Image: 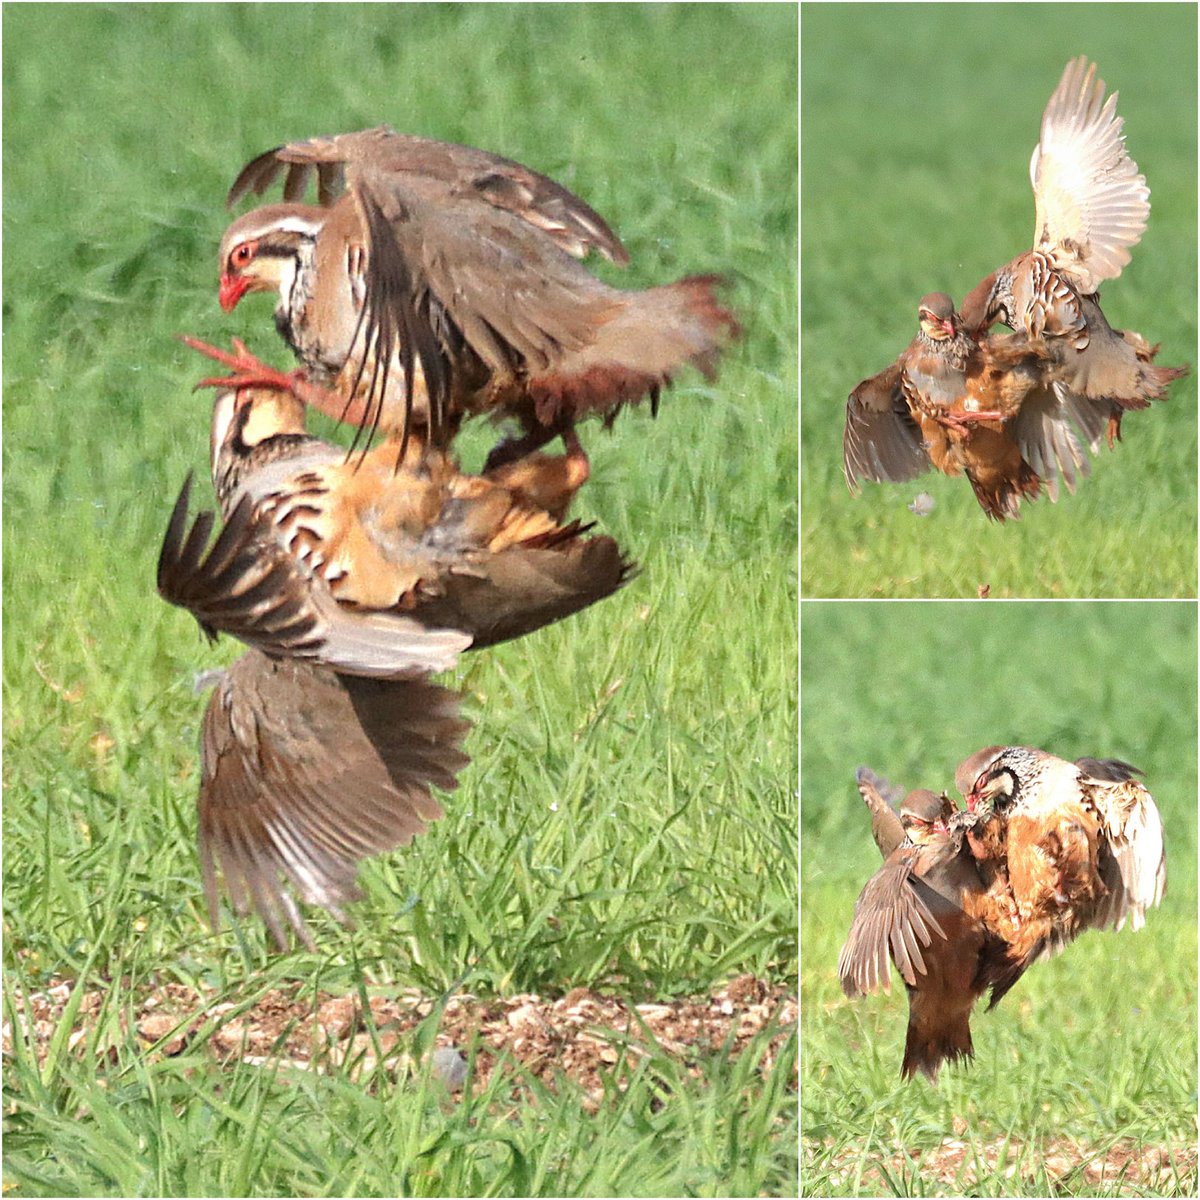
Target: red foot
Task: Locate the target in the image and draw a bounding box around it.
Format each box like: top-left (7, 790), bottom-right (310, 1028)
top-left (1106, 414), bottom-right (1123, 451)
top-left (180, 335), bottom-right (305, 396)
top-left (179, 335), bottom-right (367, 429)
top-left (559, 424), bottom-right (591, 489)
top-left (942, 409), bottom-right (1006, 428)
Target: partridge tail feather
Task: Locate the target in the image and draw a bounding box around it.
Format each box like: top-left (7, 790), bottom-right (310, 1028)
top-left (1132, 362), bottom-right (1189, 406)
top-left (968, 460), bottom-right (1042, 522)
top-left (412, 535), bottom-right (635, 648)
top-left (528, 275), bottom-right (740, 424)
top-left (901, 1011), bottom-right (974, 1082)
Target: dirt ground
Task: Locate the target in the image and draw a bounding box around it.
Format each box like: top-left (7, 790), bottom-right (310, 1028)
top-left (806, 1132), bottom-right (1197, 1195)
top-left (6, 972), bottom-right (796, 1111)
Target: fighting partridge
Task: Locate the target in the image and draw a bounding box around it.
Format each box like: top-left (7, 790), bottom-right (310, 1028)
top-left (959, 57), bottom-right (1187, 434)
top-left (160, 466), bottom-right (472, 946)
top-left (845, 293), bottom-right (1107, 520)
top-left (959, 745), bottom-right (1166, 964)
top-left (179, 379), bottom-right (633, 652)
top-left (159, 376), bottom-right (633, 945)
top-left (203, 127), bottom-right (739, 467)
top-left (839, 785), bottom-right (1015, 1081)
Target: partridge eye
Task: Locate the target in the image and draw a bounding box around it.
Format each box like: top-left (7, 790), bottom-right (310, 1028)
top-left (230, 242), bottom-right (257, 270)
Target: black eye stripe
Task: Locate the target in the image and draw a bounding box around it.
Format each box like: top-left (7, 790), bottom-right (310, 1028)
top-left (229, 244), bottom-right (299, 265)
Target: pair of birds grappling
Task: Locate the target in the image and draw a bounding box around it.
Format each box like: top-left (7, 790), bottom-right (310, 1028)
top-left (159, 128), bottom-right (739, 948)
top-left (838, 747), bottom-right (1165, 1081)
top-left (844, 57), bottom-right (1188, 521)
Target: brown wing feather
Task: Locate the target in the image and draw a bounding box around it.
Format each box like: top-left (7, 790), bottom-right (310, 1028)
top-left (358, 178), bottom-right (734, 429)
top-left (843, 362), bottom-right (930, 490)
top-left (838, 849), bottom-right (946, 997)
top-left (227, 126), bottom-right (629, 265)
top-left (408, 534), bottom-right (635, 650)
top-left (157, 474), bottom-right (470, 678)
top-left (199, 650), bottom-right (469, 948)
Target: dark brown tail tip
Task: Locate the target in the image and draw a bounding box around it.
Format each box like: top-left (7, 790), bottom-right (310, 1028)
top-left (677, 273), bottom-right (743, 343)
top-left (901, 1039), bottom-right (973, 1083)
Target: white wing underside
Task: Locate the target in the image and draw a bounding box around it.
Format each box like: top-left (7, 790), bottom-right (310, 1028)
top-left (1030, 56), bottom-right (1150, 295)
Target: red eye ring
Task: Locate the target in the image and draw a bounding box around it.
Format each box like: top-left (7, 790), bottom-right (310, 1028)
top-left (229, 241), bottom-right (257, 270)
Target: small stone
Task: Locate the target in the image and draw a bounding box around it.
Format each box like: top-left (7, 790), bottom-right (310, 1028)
top-left (431, 1046), bottom-right (468, 1090)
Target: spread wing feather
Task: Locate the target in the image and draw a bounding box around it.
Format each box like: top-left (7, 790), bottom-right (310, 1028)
top-left (157, 474), bottom-right (470, 678)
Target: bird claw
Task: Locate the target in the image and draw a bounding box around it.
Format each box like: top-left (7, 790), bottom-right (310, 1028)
top-left (181, 335), bottom-right (305, 396)
top-left (180, 335), bottom-right (351, 422)
top-left (942, 409), bottom-right (1005, 428)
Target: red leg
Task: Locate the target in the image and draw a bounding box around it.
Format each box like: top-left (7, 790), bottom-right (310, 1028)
top-left (1106, 413), bottom-right (1123, 450)
top-left (179, 335), bottom-right (357, 422)
top-left (559, 423), bottom-right (590, 490)
top-left (180, 335), bottom-right (303, 392)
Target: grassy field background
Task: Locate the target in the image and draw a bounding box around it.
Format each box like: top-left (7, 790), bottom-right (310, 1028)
top-left (800, 602), bottom-right (1197, 1195)
top-left (3, 5), bottom-right (797, 1195)
top-left (801, 3), bottom-right (1198, 598)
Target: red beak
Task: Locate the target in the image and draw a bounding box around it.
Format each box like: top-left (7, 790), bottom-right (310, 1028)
top-left (219, 273), bottom-right (250, 312)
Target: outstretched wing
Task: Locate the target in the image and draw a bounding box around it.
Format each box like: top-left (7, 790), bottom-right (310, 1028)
top-left (1009, 383), bottom-right (1095, 503)
top-left (157, 474), bottom-right (470, 678)
top-left (227, 126), bottom-right (629, 265)
top-left (339, 176), bottom-right (731, 446)
top-left (199, 650), bottom-right (470, 949)
top-left (844, 362), bottom-right (930, 490)
top-left (838, 850), bottom-right (946, 997)
top-left (1030, 57), bottom-right (1150, 294)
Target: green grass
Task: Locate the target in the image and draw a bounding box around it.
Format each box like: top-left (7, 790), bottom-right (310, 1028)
top-left (2, 4), bottom-right (797, 1195)
top-left (801, 3), bottom-right (1198, 597)
top-left (800, 602), bottom-right (1197, 1196)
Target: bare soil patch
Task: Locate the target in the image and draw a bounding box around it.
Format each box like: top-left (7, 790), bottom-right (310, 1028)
top-left (6, 972), bottom-right (795, 1111)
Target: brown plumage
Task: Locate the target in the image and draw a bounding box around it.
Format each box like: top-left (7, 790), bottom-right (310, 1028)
top-left (958, 58), bottom-right (1187, 427)
top-left (959, 746), bottom-right (1166, 965)
top-left (158, 473), bottom-right (470, 680)
top-left (839, 787), bottom-right (1016, 1081)
top-left (159, 374), bottom-right (633, 946)
top-left (844, 293), bottom-right (1112, 521)
top-left (843, 745), bottom-right (1166, 1082)
top-left (181, 381), bottom-right (633, 653)
top-left (207, 127), bottom-right (739, 467)
top-left (194, 650), bottom-right (469, 949)
top-left (160, 437), bottom-right (474, 947)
